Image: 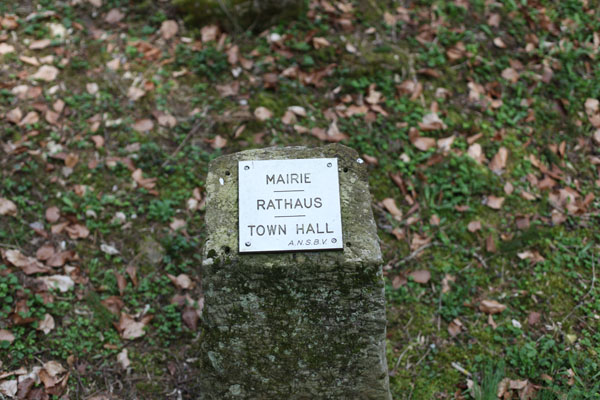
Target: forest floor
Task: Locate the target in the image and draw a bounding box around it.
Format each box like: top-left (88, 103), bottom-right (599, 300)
top-left (1, 0), bottom-right (599, 399)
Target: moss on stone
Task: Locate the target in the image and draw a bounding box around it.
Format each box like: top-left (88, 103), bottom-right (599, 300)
top-left (199, 144), bottom-right (391, 399)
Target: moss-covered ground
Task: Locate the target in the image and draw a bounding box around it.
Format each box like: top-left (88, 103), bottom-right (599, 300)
top-left (0, 0), bottom-right (599, 398)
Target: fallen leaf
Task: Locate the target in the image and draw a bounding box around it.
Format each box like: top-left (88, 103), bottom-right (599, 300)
top-left (419, 113), bottom-right (447, 131)
top-left (19, 55), bottom-right (39, 66)
top-left (127, 86), bottom-right (145, 101)
top-left (116, 313), bottom-right (153, 340)
top-left (489, 147), bottom-right (508, 173)
top-left (448, 318), bottom-right (463, 337)
top-left (100, 243), bottom-right (119, 255)
top-left (201, 25), bottom-right (219, 42)
top-left (19, 111), bottom-right (39, 126)
top-left (254, 106), bottom-right (273, 121)
top-left (0, 42), bottom-right (15, 55)
top-left (6, 107), bottom-right (22, 124)
top-left (38, 275), bottom-right (75, 292)
top-left (65, 223), bottom-right (89, 239)
top-left (105, 8), bottom-right (125, 24)
top-left (132, 168), bottom-right (157, 190)
top-left (210, 135), bottom-right (227, 149)
top-left (132, 119), bottom-right (154, 132)
top-left (86, 82), bottom-right (99, 95)
top-left (169, 218), bottom-right (186, 231)
top-left (154, 111), bottom-right (177, 128)
top-left (501, 67), bottom-right (519, 83)
top-left (90, 135), bottom-right (104, 148)
top-left (37, 313), bottom-right (55, 334)
top-left (441, 274), bottom-right (455, 293)
top-left (479, 299), bottom-right (507, 314)
top-left (412, 136), bottom-right (436, 151)
top-left (160, 20), bottom-right (178, 40)
top-left (0, 380), bottom-right (17, 397)
top-left (29, 38), bottom-right (51, 50)
top-left (182, 306), bottom-right (198, 330)
top-left (467, 143), bottom-right (485, 163)
top-left (106, 58), bottom-right (120, 70)
top-left (168, 273), bottom-right (192, 289)
top-left (485, 195), bottom-right (505, 209)
top-left (36, 244), bottom-right (55, 260)
top-left (381, 198), bottom-right (402, 221)
top-left (45, 206), bottom-right (60, 222)
top-left (0, 198), bottom-right (17, 216)
top-left (493, 37), bottom-right (506, 48)
top-left (467, 220), bottom-right (482, 232)
top-left (0, 329), bottom-right (15, 344)
top-left (409, 270), bottom-right (431, 284)
top-left (117, 348), bottom-right (131, 369)
top-left (31, 65), bottom-right (59, 82)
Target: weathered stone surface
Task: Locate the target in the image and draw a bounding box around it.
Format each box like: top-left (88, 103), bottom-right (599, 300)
top-left (200, 144), bottom-right (391, 399)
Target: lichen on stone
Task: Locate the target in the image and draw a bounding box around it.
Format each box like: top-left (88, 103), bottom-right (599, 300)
top-left (199, 144), bottom-right (391, 399)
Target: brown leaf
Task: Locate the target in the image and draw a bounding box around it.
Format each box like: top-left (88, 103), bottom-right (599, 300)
top-left (105, 8), bottom-right (125, 24)
top-left (45, 206), bottom-right (60, 222)
top-left (486, 235), bottom-right (497, 253)
top-left (32, 65), bottom-right (59, 82)
top-left (30, 38), bottom-right (52, 50)
top-left (411, 136), bottom-right (436, 151)
top-left (0, 329), bottom-right (15, 344)
top-left (485, 195), bottom-right (505, 209)
top-left (101, 296), bottom-right (124, 315)
top-left (419, 113), bottom-right (447, 131)
top-left (132, 168), bottom-right (157, 190)
top-left (64, 153), bottom-right (79, 168)
top-left (115, 271), bottom-right (127, 295)
top-left (467, 143), bottom-right (485, 163)
top-left (210, 135), bottom-right (227, 150)
top-left (408, 270), bottom-right (431, 284)
top-left (448, 318), bottom-right (463, 337)
top-left (132, 119), bottom-right (154, 132)
top-left (381, 198), bottom-right (402, 220)
top-left (126, 264), bottom-right (138, 287)
top-left (65, 223), bottom-right (89, 239)
top-left (6, 107), bottom-right (22, 124)
top-left (90, 135), bottom-right (104, 148)
top-left (37, 313), bottom-right (55, 334)
top-left (479, 299), bottom-right (507, 314)
top-left (0, 42), bottom-right (15, 55)
top-left (159, 20), bottom-right (178, 40)
top-left (182, 306), bottom-right (198, 330)
top-left (5, 249), bottom-right (50, 274)
top-left (467, 220), bottom-right (482, 232)
top-left (501, 67), bottom-right (519, 83)
top-left (115, 313), bottom-right (153, 340)
top-left (0, 198), bottom-right (17, 216)
top-left (493, 37), bottom-right (506, 48)
top-left (528, 311), bottom-right (541, 326)
top-left (168, 273), bottom-right (193, 290)
top-left (36, 244), bottom-right (55, 260)
top-left (216, 81), bottom-right (239, 97)
top-left (154, 111), bottom-right (177, 128)
top-left (127, 86), bottom-right (146, 101)
top-left (201, 25), bottom-right (220, 42)
top-left (441, 274), bottom-right (455, 293)
top-left (489, 147), bottom-right (508, 173)
top-left (227, 45), bottom-right (239, 65)
top-left (117, 348), bottom-right (131, 370)
top-left (254, 106), bottom-right (273, 121)
top-left (47, 250), bottom-right (76, 267)
top-left (19, 111), bottom-right (39, 126)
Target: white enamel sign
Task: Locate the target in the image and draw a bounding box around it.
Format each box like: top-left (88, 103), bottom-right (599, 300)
top-left (238, 158), bottom-right (343, 253)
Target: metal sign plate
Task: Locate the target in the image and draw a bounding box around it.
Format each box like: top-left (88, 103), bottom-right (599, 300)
top-left (238, 158), bottom-right (343, 253)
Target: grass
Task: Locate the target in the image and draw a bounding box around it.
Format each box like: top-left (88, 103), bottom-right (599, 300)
top-left (1, 0), bottom-right (599, 398)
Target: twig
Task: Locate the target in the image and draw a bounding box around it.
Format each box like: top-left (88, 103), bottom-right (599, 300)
top-left (161, 119), bottom-right (205, 168)
top-left (396, 242), bottom-right (436, 266)
top-left (451, 361), bottom-right (471, 377)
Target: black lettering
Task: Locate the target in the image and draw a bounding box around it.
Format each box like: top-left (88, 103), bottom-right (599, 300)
top-left (296, 224), bottom-right (304, 234)
top-left (304, 173), bottom-right (311, 183)
top-left (290, 173), bottom-right (299, 184)
top-left (326, 223), bottom-right (333, 233)
top-left (306, 224), bottom-right (315, 234)
top-left (266, 175), bottom-right (275, 184)
top-left (248, 225), bottom-right (256, 236)
top-left (314, 197), bottom-right (322, 208)
top-left (256, 225), bottom-right (265, 236)
top-left (257, 199), bottom-right (265, 210)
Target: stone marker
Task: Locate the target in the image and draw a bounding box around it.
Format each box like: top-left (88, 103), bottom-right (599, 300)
top-left (200, 144), bottom-right (391, 399)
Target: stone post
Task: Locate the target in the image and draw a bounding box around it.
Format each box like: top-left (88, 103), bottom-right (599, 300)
top-left (199, 144), bottom-right (391, 399)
